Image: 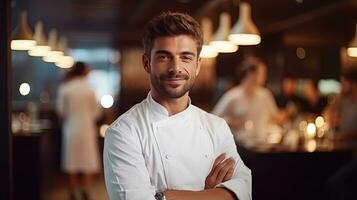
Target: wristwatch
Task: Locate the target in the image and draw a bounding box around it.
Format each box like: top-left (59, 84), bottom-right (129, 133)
top-left (154, 191), bottom-right (166, 200)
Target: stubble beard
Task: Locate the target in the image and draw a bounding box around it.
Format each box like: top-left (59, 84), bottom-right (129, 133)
top-left (150, 73), bottom-right (196, 99)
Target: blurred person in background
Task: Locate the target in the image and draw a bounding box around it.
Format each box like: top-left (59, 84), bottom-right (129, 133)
top-left (302, 80), bottom-right (327, 115)
top-left (212, 57), bottom-right (281, 142)
top-left (275, 76), bottom-right (306, 120)
top-left (324, 68), bottom-right (357, 200)
top-left (57, 62), bottom-right (102, 200)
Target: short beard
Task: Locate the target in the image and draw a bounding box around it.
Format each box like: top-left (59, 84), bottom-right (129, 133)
top-left (150, 73), bottom-right (195, 99)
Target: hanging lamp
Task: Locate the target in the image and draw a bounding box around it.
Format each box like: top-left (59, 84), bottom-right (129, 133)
top-left (210, 12), bottom-right (238, 53)
top-left (347, 23), bottom-right (357, 57)
top-left (229, 2), bottom-right (261, 45)
top-left (43, 29), bottom-right (64, 63)
top-left (28, 21), bottom-right (51, 57)
top-left (200, 18), bottom-right (218, 58)
top-left (11, 11), bottom-right (36, 50)
top-left (55, 37), bottom-right (74, 68)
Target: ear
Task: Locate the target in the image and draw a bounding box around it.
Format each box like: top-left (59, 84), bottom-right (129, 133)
top-left (142, 53), bottom-right (150, 73)
top-left (195, 57), bottom-right (201, 77)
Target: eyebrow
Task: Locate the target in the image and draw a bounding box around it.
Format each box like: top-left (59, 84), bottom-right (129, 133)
top-left (180, 51), bottom-right (196, 57)
top-left (154, 50), bottom-right (196, 57)
top-left (154, 50), bottom-right (171, 55)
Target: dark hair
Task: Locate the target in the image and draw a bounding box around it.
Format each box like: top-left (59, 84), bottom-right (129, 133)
top-left (237, 57), bottom-right (264, 79)
top-left (64, 62), bottom-right (89, 81)
top-left (142, 11), bottom-right (203, 57)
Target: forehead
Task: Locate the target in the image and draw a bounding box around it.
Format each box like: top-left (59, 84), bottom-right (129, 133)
top-left (151, 35), bottom-right (197, 54)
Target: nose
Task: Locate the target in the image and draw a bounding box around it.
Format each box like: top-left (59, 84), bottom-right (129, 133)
top-left (168, 57), bottom-right (182, 75)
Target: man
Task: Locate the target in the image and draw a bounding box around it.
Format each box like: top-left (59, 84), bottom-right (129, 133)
top-left (104, 12), bottom-right (251, 200)
top-left (324, 69), bottom-right (357, 200)
top-left (212, 57), bottom-right (280, 141)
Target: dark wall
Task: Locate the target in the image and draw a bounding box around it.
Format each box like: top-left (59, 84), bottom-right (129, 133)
top-left (0, 0), bottom-right (13, 199)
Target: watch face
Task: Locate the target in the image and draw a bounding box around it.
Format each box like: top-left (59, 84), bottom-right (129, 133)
top-left (155, 191), bottom-right (164, 200)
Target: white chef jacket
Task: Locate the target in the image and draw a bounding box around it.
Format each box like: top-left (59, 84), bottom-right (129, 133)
top-left (57, 77), bottom-right (101, 173)
top-left (104, 92), bottom-right (251, 200)
top-left (212, 86), bottom-right (278, 140)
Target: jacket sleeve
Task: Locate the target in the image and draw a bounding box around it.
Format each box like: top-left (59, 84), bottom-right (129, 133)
top-left (216, 119), bottom-right (252, 200)
top-left (103, 120), bottom-right (156, 200)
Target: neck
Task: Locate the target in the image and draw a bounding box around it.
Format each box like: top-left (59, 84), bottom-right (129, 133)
top-left (151, 90), bottom-right (190, 116)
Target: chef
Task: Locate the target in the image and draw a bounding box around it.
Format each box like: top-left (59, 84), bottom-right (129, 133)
top-left (103, 12), bottom-right (251, 200)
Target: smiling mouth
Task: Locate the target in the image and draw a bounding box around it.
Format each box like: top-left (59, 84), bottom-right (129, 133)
top-left (162, 78), bottom-right (185, 87)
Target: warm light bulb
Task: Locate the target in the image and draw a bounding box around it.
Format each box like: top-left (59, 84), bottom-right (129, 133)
top-left (315, 116), bottom-right (325, 129)
top-left (210, 41), bottom-right (238, 53)
top-left (11, 40), bottom-right (36, 50)
top-left (305, 140), bottom-right (317, 152)
top-left (43, 51), bottom-right (64, 63)
top-left (306, 123), bottom-right (316, 138)
top-left (200, 45), bottom-right (218, 58)
top-left (101, 94), bottom-right (114, 108)
top-left (229, 34), bottom-right (261, 45)
top-left (19, 83), bottom-right (30, 96)
top-left (55, 56), bottom-right (74, 68)
top-left (347, 47), bottom-right (357, 57)
top-left (28, 45), bottom-right (50, 57)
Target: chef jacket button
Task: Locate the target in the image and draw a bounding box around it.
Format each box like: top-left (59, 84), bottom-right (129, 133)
top-left (165, 155), bottom-right (170, 159)
top-left (205, 154), bottom-right (209, 158)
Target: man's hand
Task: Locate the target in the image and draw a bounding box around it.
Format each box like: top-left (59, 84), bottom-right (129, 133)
top-left (205, 153), bottom-right (236, 189)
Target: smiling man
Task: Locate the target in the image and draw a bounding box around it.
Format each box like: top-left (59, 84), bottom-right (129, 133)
top-left (103, 12), bottom-right (251, 200)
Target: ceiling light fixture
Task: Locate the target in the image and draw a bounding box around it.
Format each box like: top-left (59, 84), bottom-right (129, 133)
top-left (43, 29), bottom-right (64, 63)
top-left (55, 37), bottom-right (74, 68)
top-left (210, 12), bottom-right (238, 53)
top-left (11, 11), bottom-right (36, 50)
top-left (347, 23), bottom-right (357, 57)
top-left (229, 2), bottom-right (261, 45)
top-left (28, 21), bottom-right (51, 57)
top-left (200, 18), bottom-right (218, 58)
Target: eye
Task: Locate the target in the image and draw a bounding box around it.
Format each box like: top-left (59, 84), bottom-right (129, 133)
top-left (181, 55), bottom-right (194, 62)
top-left (156, 54), bottom-right (170, 61)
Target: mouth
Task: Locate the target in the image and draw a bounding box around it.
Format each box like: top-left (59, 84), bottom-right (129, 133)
top-left (162, 78), bottom-right (185, 87)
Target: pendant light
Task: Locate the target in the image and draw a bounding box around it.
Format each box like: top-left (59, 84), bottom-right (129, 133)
top-left (28, 21), bottom-right (51, 57)
top-left (347, 23), bottom-right (357, 57)
top-left (11, 11), bottom-right (36, 50)
top-left (200, 18), bottom-right (218, 58)
top-left (55, 37), bottom-right (74, 68)
top-left (210, 12), bottom-right (238, 53)
top-left (228, 2), bottom-right (261, 45)
top-left (43, 29), bottom-right (64, 63)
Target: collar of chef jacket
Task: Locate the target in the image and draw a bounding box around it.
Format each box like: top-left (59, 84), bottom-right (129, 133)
top-left (146, 92), bottom-right (193, 125)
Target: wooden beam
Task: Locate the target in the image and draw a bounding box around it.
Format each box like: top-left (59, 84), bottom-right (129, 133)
top-left (0, 0), bottom-right (13, 199)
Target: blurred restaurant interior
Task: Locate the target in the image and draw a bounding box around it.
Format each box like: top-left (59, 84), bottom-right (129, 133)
top-left (1, 0), bottom-right (357, 199)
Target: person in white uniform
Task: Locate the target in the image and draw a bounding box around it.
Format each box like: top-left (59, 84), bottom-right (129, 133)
top-left (104, 12), bottom-right (251, 200)
top-left (57, 62), bottom-right (101, 200)
top-left (212, 57), bottom-right (280, 141)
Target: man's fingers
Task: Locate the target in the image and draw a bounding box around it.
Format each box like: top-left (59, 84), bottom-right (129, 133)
top-left (209, 153), bottom-right (226, 176)
top-left (223, 166), bottom-right (235, 182)
top-left (205, 155), bottom-right (236, 189)
top-left (211, 157), bottom-right (234, 181)
top-left (216, 158), bottom-right (235, 183)
top-left (213, 153), bottom-right (226, 168)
